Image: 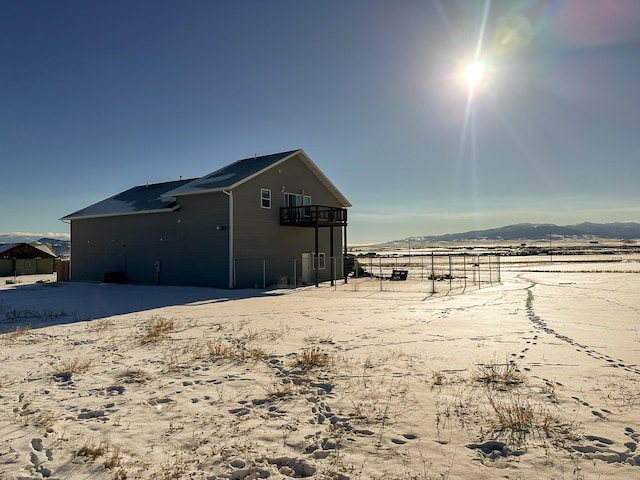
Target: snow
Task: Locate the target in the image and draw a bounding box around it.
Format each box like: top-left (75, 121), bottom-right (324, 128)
top-left (1, 255), bottom-right (639, 479)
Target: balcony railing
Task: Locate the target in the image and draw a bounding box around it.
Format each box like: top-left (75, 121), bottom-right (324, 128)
top-left (280, 205), bottom-right (347, 227)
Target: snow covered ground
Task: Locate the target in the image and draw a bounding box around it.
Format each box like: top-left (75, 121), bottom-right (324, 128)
top-left (1, 255), bottom-right (639, 479)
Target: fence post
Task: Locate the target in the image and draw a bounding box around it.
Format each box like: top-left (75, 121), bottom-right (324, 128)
top-left (463, 253), bottom-right (467, 291)
top-left (379, 256), bottom-right (383, 291)
top-left (333, 256), bottom-right (337, 290)
top-left (497, 255), bottom-right (501, 283)
top-left (487, 255), bottom-right (493, 285)
top-left (263, 259), bottom-right (266, 289)
top-left (477, 255), bottom-right (481, 289)
top-left (431, 252), bottom-right (435, 294)
top-left (448, 255), bottom-right (452, 293)
top-left (293, 258), bottom-right (297, 289)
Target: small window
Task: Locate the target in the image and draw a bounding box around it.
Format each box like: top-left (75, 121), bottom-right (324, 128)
top-left (261, 189), bottom-right (271, 209)
top-left (314, 253), bottom-right (326, 270)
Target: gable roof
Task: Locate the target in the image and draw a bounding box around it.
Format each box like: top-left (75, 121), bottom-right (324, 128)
top-left (30, 243), bottom-right (57, 257)
top-left (0, 243), bottom-right (21, 255)
top-left (163, 150), bottom-right (300, 197)
top-left (61, 149), bottom-right (351, 221)
top-left (61, 179), bottom-right (193, 221)
top-left (163, 149), bottom-right (351, 207)
top-left (0, 243), bottom-right (56, 258)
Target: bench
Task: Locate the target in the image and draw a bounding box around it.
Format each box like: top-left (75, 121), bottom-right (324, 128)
top-left (390, 269), bottom-right (408, 281)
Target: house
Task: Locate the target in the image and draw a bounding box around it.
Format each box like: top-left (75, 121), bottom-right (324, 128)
top-left (60, 149), bottom-right (351, 288)
top-left (0, 243), bottom-right (56, 276)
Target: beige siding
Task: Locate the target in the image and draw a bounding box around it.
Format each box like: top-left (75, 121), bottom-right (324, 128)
top-left (232, 154), bottom-right (346, 287)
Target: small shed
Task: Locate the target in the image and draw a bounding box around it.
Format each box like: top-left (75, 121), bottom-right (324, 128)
top-left (0, 243), bottom-right (56, 276)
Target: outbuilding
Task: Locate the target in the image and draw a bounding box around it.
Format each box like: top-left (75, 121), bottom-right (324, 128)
top-left (0, 243), bottom-right (56, 276)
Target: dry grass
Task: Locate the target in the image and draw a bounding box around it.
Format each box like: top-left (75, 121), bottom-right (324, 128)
top-left (115, 368), bottom-right (149, 384)
top-left (139, 315), bottom-right (178, 344)
top-left (104, 445), bottom-right (123, 469)
top-left (429, 359), bottom-right (581, 450)
top-left (432, 370), bottom-right (445, 386)
top-left (2, 325), bottom-right (39, 345)
top-left (77, 438), bottom-right (109, 459)
top-left (4, 308), bottom-right (71, 320)
top-left (472, 357), bottom-right (525, 387)
top-left (35, 410), bottom-right (57, 432)
top-left (486, 391), bottom-right (578, 446)
top-left (206, 340), bottom-right (266, 362)
top-left (78, 437), bottom-right (123, 470)
top-left (294, 347), bottom-right (332, 370)
top-left (91, 319), bottom-right (115, 333)
top-left (51, 357), bottom-right (94, 377)
top-left (11, 325), bottom-right (32, 336)
top-left (303, 331), bottom-right (334, 344)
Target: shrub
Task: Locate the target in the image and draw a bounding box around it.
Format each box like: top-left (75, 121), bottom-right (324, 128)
top-left (294, 347), bottom-right (332, 370)
top-left (473, 357), bottom-right (525, 387)
top-left (140, 315), bottom-right (178, 344)
top-left (52, 358), bottom-right (94, 377)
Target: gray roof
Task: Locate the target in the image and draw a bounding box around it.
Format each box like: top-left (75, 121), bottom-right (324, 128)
top-left (30, 243), bottom-right (57, 257)
top-left (0, 243), bottom-right (56, 258)
top-left (61, 149), bottom-right (350, 221)
top-left (163, 150), bottom-right (300, 197)
top-left (0, 243), bottom-right (21, 255)
top-left (61, 179), bottom-right (193, 221)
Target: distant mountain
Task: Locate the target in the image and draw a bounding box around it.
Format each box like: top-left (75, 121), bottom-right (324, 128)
top-left (404, 222), bottom-right (640, 243)
top-left (35, 238), bottom-right (70, 257)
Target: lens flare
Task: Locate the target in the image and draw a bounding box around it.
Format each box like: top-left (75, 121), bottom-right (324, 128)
top-left (463, 60), bottom-right (487, 88)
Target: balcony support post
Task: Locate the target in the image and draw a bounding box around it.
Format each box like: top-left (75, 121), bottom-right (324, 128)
top-left (330, 225), bottom-right (335, 286)
top-left (315, 205), bottom-right (319, 287)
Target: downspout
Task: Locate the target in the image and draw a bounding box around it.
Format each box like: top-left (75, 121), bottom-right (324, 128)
top-left (343, 219), bottom-right (348, 284)
top-left (222, 190), bottom-right (234, 288)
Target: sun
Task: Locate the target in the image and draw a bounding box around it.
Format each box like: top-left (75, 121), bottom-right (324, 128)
top-left (463, 59), bottom-right (488, 88)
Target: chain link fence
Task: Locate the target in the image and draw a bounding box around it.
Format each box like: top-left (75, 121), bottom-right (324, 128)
top-left (347, 254), bottom-right (501, 294)
top-left (232, 254), bottom-right (501, 293)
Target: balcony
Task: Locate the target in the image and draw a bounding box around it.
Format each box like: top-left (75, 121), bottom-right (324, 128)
top-left (280, 205), bottom-right (347, 227)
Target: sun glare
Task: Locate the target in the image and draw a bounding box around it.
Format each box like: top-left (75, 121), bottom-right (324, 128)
top-left (463, 59), bottom-right (487, 88)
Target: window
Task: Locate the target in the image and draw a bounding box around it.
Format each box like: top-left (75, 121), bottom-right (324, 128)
top-left (261, 189), bottom-right (271, 209)
top-left (313, 253), bottom-right (326, 270)
top-left (303, 195), bottom-right (312, 217)
top-left (284, 192), bottom-right (302, 207)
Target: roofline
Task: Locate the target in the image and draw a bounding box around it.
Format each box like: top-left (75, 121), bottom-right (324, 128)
top-left (161, 149), bottom-right (352, 207)
top-left (59, 204), bottom-right (180, 222)
top-left (160, 150), bottom-right (300, 199)
top-left (296, 150), bottom-right (352, 207)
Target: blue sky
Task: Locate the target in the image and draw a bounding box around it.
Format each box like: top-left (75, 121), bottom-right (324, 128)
top-left (2, 0), bottom-right (640, 244)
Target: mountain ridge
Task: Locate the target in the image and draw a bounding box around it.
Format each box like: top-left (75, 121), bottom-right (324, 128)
top-left (398, 222), bottom-right (640, 243)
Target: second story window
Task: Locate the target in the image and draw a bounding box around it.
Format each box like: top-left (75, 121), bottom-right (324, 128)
top-left (303, 195), bottom-right (312, 217)
top-left (261, 188), bottom-right (271, 209)
top-left (284, 192), bottom-right (302, 207)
